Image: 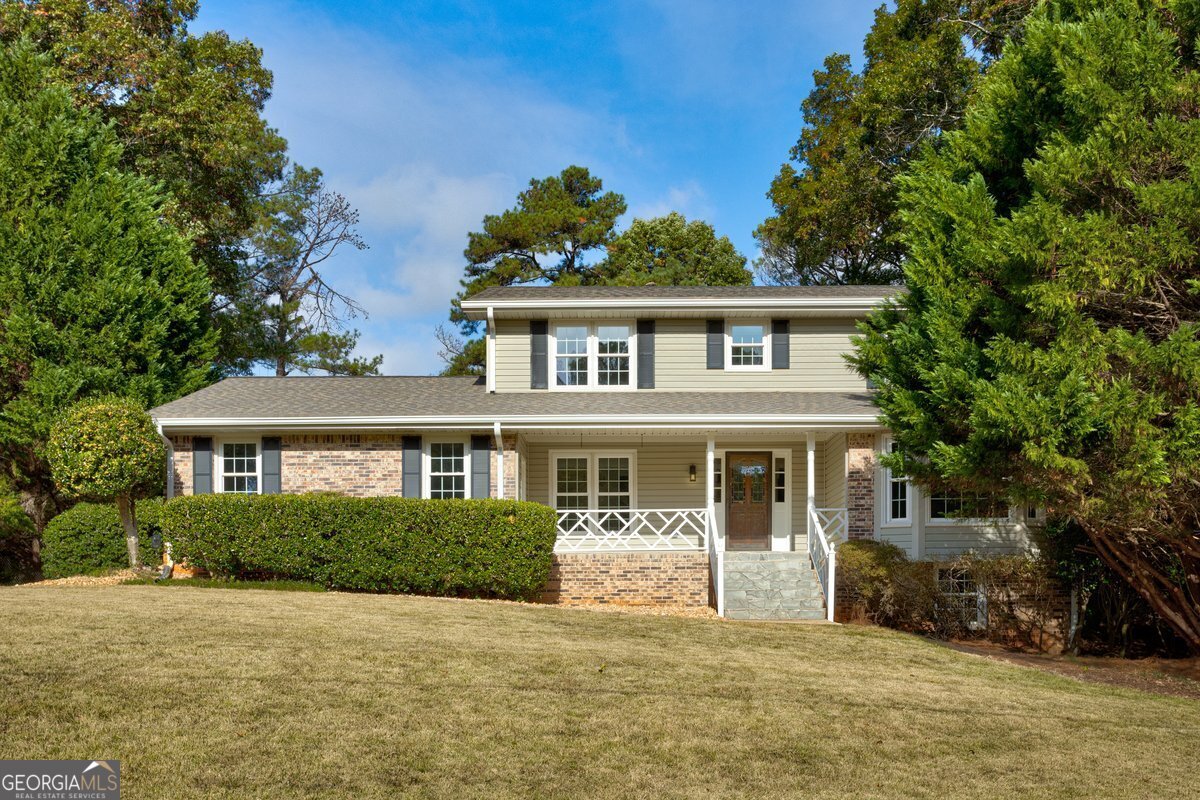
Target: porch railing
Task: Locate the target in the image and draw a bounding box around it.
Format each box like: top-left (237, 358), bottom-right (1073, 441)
top-left (808, 506), bottom-right (848, 622)
top-left (555, 508), bottom-right (709, 552)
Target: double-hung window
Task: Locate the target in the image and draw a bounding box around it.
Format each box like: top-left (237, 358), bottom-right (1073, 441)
top-left (725, 321), bottom-right (771, 370)
top-left (884, 440), bottom-right (910, 525)
top-left (220, 442), bottom-right (259, 494)
top-left (551, 323), bottom-right (634, 389)
top-left (428, 442), bottom-right (468, 499)
top-left (551, 452), bottom-right (636, 531)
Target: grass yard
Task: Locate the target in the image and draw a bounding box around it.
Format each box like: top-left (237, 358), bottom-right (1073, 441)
top-left (1, 587), bottom-right (1197, 799)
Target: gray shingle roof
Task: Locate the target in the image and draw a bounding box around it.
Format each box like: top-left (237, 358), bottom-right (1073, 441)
top-left (151, 376), bottom-right (879, 424)
top-left (466, 284), bottom-right (901, 302)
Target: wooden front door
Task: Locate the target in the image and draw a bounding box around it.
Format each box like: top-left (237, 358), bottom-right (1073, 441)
top-left (726, 452), bottom-right (771, 550)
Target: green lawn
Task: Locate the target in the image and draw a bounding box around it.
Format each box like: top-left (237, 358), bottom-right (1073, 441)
top-left (1, 587), bottom-right (1196, 799)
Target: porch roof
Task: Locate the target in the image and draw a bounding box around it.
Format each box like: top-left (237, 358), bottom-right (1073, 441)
top-left (151, 376), bottom-right (882, 431)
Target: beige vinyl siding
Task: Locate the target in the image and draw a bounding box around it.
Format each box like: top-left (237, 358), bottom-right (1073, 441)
top-left (493, 318), bottom-right (866, 392)
top-left (822, 432), bottom-right (847, 510)
top-left (878, 527), bottom-right (914, 555)
top-left (924, 524), bottom-right (1030, 558)
top-left (524, 438), bottom-right (707, 509)
top-left (790, 441), bottom-right (820, 552)
top-left (494, 319), bottom-right (532, 391)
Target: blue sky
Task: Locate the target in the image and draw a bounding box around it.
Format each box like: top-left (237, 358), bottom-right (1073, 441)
top-left (195, 1), bottom-right (879, 374)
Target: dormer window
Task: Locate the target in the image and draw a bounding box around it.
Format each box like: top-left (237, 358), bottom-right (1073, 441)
top-left (550, 322), bottom-right (635, 390)
top-left (725, 321), bottom-right (771, 371)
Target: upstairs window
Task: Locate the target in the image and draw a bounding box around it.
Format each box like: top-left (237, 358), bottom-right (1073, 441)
top-left (551, 323), bottom-right (635, 389)
top-left (725, 321), bottom-right (770, 371)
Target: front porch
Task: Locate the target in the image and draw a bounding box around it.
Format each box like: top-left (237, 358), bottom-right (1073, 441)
top-left (506, 429), bottom-right (876, 619)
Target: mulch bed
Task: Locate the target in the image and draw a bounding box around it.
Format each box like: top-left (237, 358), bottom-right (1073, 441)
top-left (944, 640), bottom-right (1200, 700)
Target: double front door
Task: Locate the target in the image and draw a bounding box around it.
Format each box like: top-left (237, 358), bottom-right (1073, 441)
top-left (726, 452), bottom-right (771, 550)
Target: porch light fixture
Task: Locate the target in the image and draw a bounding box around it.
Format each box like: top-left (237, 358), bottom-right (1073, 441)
top-left (688, 464), bottom-right (697, 482)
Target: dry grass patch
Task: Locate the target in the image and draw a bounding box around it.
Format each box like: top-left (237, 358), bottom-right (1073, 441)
top-left (0, 586), bottom-right (1196, 799)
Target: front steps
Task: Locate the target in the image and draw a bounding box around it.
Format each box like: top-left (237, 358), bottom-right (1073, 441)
top-left (721, 552), bottom-right (827, 620)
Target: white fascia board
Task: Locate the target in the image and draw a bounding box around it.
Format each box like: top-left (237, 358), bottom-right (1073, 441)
top-left (155, 414), bottom-right (884, 433)
top-left (458, 296), bottom-right (893, 320)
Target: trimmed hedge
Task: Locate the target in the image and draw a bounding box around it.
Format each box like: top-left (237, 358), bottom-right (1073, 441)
top-left (161, 494), bottom-right (557, 600)
top-left (41, 500), bottom-right (164, 578)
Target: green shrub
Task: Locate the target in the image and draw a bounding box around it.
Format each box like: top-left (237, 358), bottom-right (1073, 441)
top-left (838, 541), bottom-right (1067, 646)
top-left (162, 494), bottom-right (557, 601)
top-left (0, 496), bottom-right (37, 584)
top-left (42, 500), bottom-right (164, 579)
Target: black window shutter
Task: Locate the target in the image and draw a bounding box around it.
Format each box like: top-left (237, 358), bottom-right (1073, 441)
top-left (470, 435), bottom-right (491, 498)
top-left (772, 319), bottom-right (790, 370)
top-left (193, 437), bottom-right (213, 495)
top-left (261, 437), bottom-right (282, 494)
top-left (402, 436), bottom-right (422, 498)
top-left (636, 320), bottom-right (655, 389)
top-left (706, 320), bottom-right (724, 369)
top-left (530, 320), bottom-right (548, 389)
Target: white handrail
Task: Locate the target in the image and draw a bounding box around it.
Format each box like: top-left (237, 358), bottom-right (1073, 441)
top-left (555, 508), bottom-right (708, 552)
top-left (706, 500), bottom-right (724, 616)
top-left (808, 505), bottom-right (847, 622)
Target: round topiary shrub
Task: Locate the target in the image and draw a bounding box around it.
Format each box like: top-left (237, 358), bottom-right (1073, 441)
top-left (41, 500), bottom-right (164, 579)
top-left (47, 397), bottom-right (165, 568)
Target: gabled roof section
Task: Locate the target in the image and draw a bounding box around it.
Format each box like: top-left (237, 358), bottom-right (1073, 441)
top-left (151, 376), bottom-right (881, 431)
top-left (459, 284), bottom-right (902, 320)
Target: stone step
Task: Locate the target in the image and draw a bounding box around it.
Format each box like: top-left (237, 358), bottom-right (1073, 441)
top-left (725, 607), bottom-right (826, 621)
top-left (719, 552), bottom-right (830, 620)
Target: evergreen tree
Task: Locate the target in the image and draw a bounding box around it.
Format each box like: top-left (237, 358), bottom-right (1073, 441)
top-left (853, 0), bottom-right (1200, 650)
top-left (0, 41), bottom-right (214, 529)
top-left (596, 213), bottom-right (751, 287)
top-left (756, 0), bottom-right (1034, 286)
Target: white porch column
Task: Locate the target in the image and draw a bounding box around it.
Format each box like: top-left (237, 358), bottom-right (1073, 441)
top-left (806, 432), bottom-right (816, 541)
top-left (705, 437), bottom-right (715, 510)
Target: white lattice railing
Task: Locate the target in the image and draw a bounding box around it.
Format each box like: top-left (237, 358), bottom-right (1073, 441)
top-left (808, 506), bottom-right (848, 622)
top-left (555, 508), bottom-right (709, 552)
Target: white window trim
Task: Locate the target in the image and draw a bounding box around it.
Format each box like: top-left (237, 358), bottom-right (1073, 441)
top-left (422, 437), bottom-right (474, 499)
top-left (548, 321), bottom-right (637, 391)
top-left (215, 437), bottom-right (262, 495)
top-left (548, 450), bottom-right (639, 510)
top-left (882, 437), bottom-right (911, 527)
top-left (724, 319), bottom-right (772, 372)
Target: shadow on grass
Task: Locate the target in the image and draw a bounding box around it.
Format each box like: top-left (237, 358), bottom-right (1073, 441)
top-left (122, 576), bottom-right (325, 592)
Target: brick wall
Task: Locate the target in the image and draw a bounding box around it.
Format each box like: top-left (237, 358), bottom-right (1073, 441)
top-left (167, 433), bottom-right (406, 497)
top-left (281, 434), bottom-right (405, 496)
top-left (846, 432), bottom-right (876, 539)
top-left (540, 552), bottom-right (710, 606)
top-left (168, 435), bottom-right (194, 496)
top-left (490, 433), bottom-right (520, 499)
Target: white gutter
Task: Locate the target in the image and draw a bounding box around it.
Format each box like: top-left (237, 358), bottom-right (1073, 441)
top-left (153, 413), bottom-right (883, 432)
top-left (459, 296), bottom-right (894, 320)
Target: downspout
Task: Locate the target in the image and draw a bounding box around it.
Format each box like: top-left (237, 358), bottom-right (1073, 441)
top-left (493, 421), bottom-right (504, 499)
top-left (156, 421), bottom-right (174, 577)
top-left (486, 306), bottom-right (496, 393)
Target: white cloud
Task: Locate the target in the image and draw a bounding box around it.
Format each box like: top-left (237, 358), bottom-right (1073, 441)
top-left (628, 180), bottom-right (715, 223)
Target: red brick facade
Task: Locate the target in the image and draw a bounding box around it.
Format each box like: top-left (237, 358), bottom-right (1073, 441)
top-left (539, 552), bottom-right (710, 606)
top-left (846, 432), bottom-right (876, 539)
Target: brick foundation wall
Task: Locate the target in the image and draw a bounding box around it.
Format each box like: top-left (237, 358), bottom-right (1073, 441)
top-left (280, 434), bottom-right (405, 496)
top-left (540, 552), bottom-right (710, 606)
top-left (846, 432), bottom-right (876, 539)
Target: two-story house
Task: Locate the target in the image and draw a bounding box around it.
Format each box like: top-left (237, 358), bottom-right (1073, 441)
top-left (151, 285), bottom-right (1035, 619)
